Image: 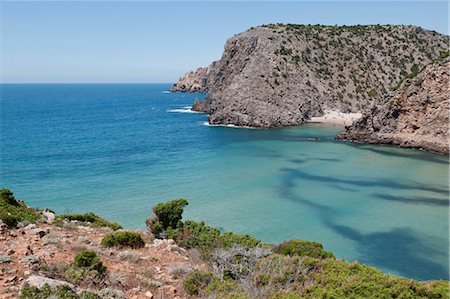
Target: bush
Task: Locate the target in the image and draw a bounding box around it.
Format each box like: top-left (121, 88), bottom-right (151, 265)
top-left (146, 198), bottom-right (188, 237)
top-left (183, 270), bottom-right (214, 295)
top-left (73, 250), bottom-right (106, 274)
top-left (21, 284), bottom-right (78, 299)
top-left (273, 240), bottom-right (335, 259)
top-left (101, 231), bottom-right (145, 249)
top-left (170, 220), bottom-right (260, 252)
top-left (1, 188), bottom-right (18, 206)
top-left (55, 212), bottom-right (122, 230)
top-left (0, 188), bottom-right (39, 227)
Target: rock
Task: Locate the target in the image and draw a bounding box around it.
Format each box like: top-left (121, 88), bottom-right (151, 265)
top-left (337, 58), bottom-right (450, 154)
top-left (97, 288), bottom-right (125, 299)
top-left (23, 223), bottom-right (37, 231)
top-left (20, 275), bottom-right (75, 292)
top-left (43, 210), bottom-right (55, 223)
top-left (0, 220), bottom-right (7, 232)
top-left (18, 221), bottom-right (31, 228)
top-left (0, 255), bottom-right (12, 263)
top-left (169, 244), bottom-right (185, 254)
top-left (145, 291), bottom-right (154, 298)
top-left (173, 25), bottom-right (448, 128)
top-left (77, 236), bottom-right (91, 244)
top-left (6, 276), bottom-right (17, 283)
top-left (34, 229), bottom-right (46, 238)
top-left (165, 285), bottom-right (177, 297)
top-left (21, 254), bottom-right (41, 265)
top-left (170, 67), bottom-right (208, 92)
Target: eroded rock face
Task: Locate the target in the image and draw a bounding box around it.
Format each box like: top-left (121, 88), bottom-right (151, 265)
top-left (337, 59), bottom-right (450, 154)
top-left (176, 24), bottom-right (448, 128)
top-left (170, 67), bottom-right (208, 92)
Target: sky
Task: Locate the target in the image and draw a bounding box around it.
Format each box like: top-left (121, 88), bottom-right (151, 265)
top-left (1, 1), bottom-right (448, 83)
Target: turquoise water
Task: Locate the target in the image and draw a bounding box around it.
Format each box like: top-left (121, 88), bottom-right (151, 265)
top-left (1, 84), bottom-right (448, 281)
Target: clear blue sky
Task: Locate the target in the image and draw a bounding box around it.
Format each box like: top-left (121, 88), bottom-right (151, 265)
top-left (1, 1), bottom-right (448, 83)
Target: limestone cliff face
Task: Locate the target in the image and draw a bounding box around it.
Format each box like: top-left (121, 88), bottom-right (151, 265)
top-left (183, 24), bottom-right (448, 128)
top-left (170, 67), bottom-right (208, 92)
top-left (337, 58), bottom-right (449, 154)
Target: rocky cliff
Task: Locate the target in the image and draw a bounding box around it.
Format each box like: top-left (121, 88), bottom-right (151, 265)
top-left (337, 58), bottom-right (449, 154)
top-left (175, 24), bottom-right (448, 128)
top-left (170, 67), bottom-right (208, 92)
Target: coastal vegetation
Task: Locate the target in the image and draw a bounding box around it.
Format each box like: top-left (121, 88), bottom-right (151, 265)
top-left (149, 200), bottom-right (449, 298)
top-left (101, 231), bottom-right (145, 249)
top-left (55, 213), bottom-right (122, 231)
top-left (1, 190), bottom-right (448, 298)
top-left (0, 188), bottom-right (40, 227)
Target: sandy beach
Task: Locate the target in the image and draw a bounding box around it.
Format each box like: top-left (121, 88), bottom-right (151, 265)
top-left (308, 109), bottom-right (362, 126)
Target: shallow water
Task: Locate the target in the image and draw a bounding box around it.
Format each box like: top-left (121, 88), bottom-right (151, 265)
top-left (1, 84), bottom-right (448, 280)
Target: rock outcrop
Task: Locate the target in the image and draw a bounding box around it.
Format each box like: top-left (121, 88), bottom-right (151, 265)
top-left (170, 67), bottom-right (208, 92)
top-left (181, 24), bottom-right (448, 128)
top-left (337, 58), bottom-right (450, 154)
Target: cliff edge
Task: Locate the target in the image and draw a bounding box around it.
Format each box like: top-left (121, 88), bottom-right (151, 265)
top-left (170, 67), bottom-right (208, 92)
top-left (337, 58), bottom-right (450, 154)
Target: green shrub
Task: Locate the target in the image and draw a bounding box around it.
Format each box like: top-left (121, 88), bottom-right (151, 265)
top-left (170, 220), bottom-right (260, 252)
top-left (273, 240), bottom-right (335, 259)
top-left (80, 291), bottom-right (100, 299)
top-left (21, 284), bottom-right (78, 299)
top-left (55, 212), bottom-right (122, 230)
top-left (73, 250), bottom-right (106, 274)
top-left (183, 270), bottom-right (214, 295)
top-left (146, 198), bottom-right (188, 237)
top-left (0, 188), bottom-right (39, 227)
top-left (101, 231), bottom-right (145, 249)
top-left (171, 220), bottom-right (221, 249)
top-left (368, 88), bottom-right (377, 97)
top-left (1, 188), bottom-right (18, 206)
top-left (269, 292), bottom-right (302, 299)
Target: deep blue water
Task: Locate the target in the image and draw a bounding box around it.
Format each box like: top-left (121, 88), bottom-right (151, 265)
top-left (1, 84), bottom-right (448, 281)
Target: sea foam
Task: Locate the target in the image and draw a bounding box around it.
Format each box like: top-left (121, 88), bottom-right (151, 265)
top-left (202, 121), bottom-right (256, 129)
top-left (167, 106), bottom-right (200, 113)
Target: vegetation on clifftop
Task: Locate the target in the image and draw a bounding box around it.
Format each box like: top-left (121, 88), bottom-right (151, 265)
top-left (147, 199), bottom-right (449, 298)
top-left (1, 190), bottom-right (448, 298)
top-left (0, 188), bottom-right (40, 227)
top-left (55, 212), bottom-right (122, 230)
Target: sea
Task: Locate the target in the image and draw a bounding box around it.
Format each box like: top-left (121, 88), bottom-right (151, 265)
top-left (1, 83), bottom-right (448, 280)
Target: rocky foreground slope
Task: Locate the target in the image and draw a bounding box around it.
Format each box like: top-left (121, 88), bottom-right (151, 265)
top-left (337, 58), bottom-right (450, 153)
top-left (1, 188), bottom-right (450, 298)
top-left (173, 24), bottom-right (448, 128)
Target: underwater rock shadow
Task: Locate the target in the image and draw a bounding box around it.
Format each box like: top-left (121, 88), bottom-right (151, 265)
top-left (327, 223), bottom-right (449, 280)
top-left (343, 142), bottom-right (449, 165)
top-left (279, 167), bottom-right (449, 195)
top-left (372, 193), bottom-right (450, 207)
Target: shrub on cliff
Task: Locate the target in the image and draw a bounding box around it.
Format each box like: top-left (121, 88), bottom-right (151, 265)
top-left (21, 284), bottom-right (78, 299)
top-left (101, 231), bottom-right (145, 249)
top-left (0, 188), bottom-right (39, 227)
top-left (73, 250), bottom-right (106, 274)
top-left (189, 253), bottom-right (450, 298)
top-left (146, 198), bottom-right (188, 237)
top-left (273, 240), bottom-right (335, 259)
top-left (183, 270), bottom-right (215, 295)
top-left (168, 220), bottom-right (260, 253)
top-left (146, 199), bottom-right (260, 253)
top-left (55, 212), bottom-right (122, 230)
top-left (66, 250), bottom-right (107, 286)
